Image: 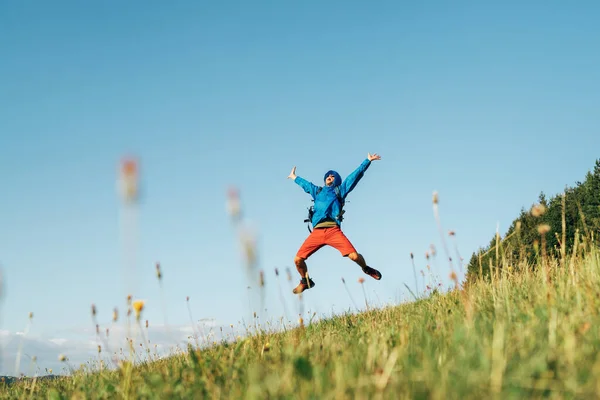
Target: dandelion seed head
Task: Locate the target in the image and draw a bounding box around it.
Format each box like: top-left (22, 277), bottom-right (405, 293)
top-left (537, 224), bottom-right (551, 235)
top-left (531, 204), bottom-right (546, 217)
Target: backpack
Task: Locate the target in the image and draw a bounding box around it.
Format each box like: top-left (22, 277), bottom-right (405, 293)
top-left (303, 186), bottom-right (345, 233)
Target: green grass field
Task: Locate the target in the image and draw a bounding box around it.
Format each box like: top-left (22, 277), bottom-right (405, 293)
top-left (3, 236), bottom-right (600, 399)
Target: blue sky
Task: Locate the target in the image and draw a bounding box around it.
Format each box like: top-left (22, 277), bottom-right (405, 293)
top-left (1, 1), bottom-right (599, 375)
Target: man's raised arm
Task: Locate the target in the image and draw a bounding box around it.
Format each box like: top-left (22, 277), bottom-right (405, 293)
top-left (288, 166), bottom-right (320, 199)
top-left (340, 153), bottom-right (381, 197)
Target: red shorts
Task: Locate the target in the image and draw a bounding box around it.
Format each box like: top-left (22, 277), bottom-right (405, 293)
top-left (296, 226), bottom-right (357, 259)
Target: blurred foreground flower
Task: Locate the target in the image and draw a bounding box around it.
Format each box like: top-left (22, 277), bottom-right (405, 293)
top-left (118, 156), bottom-right (140, 204)
top-left (226, 186), bottom-right (242, 221)
top-left (261, 342), bottom-right (270, 356)
top-left (259, 270), bottom-right (265, 287)
top-left (133, 300), bottom-right (145, 320)
top-left (537, 224), bottom-right (551, 235)
top-left (531, 203), bottom-right (546, 217)
top-left (240, 227), bottom-right (258, 269)
top-left (155, 262), bottom-right (162, 281)
top-left (450, 271), bottom-right (458, 284)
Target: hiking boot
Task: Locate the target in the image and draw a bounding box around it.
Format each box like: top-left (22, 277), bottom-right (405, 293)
top-left (362, 265), bottom-right (382, 280)
top-left (293, 277), bottom-right (315, 294)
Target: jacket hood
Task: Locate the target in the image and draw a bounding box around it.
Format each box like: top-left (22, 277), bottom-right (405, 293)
top-left (324, 170), bottom-right (342, 187)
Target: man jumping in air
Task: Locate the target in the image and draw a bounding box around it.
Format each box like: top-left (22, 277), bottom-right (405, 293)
top-left (287, 153), bottom-right (383, 294)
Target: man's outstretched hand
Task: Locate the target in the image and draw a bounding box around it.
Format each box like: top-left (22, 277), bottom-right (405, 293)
top-left (368, 153), bottom-right (381, 161)
top-left (287, 166), bottom-right (297, 180)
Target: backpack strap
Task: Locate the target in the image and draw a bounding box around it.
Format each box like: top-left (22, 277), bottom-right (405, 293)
top-left (334, 186), bottom-right (345, 221)
top-left (333, 186), bottom-right (343, 204)
top-left (304, 187), bottom-right (324, 232)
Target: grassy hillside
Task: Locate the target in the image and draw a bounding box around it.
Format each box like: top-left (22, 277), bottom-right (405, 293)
top-left (4, 163), bottom-right (600, 399)
top-left (3, 242), bottom-right (600, 399)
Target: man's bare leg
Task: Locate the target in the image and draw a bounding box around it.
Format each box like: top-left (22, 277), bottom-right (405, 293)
top-left (348, 252), bottom-right (382, 280)
top-left (293, 256), bottom-right (315, 293)
top-left (294, 255), bottom-right (308, 278)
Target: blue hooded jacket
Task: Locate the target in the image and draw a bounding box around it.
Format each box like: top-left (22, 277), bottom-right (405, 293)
top-left (294, 158), bottom-right (372, 228)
